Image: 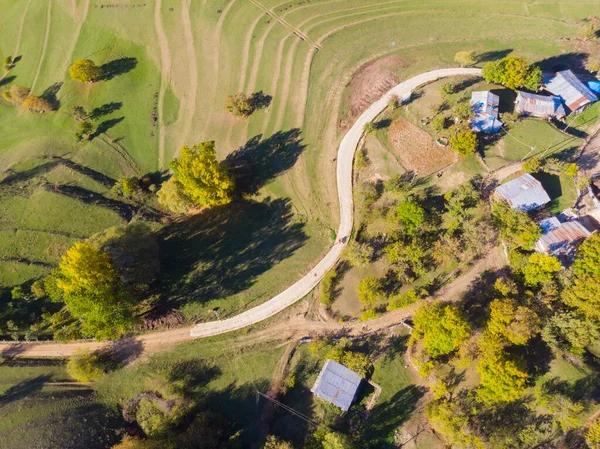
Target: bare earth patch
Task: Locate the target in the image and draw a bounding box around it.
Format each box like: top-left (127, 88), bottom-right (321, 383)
top-left (342, 56), bottom-right (408, 128)
top-left (388, 118), bottom-right (456, 176)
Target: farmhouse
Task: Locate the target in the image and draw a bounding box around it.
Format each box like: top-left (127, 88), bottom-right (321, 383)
top-left (470, 91), bottom-right (502, 133)
top-left (494, 173), bottom-right (551, 211)
top-left (543, 70), bottom-right (598, 115)
top-left (535, 217), bottom-right (591, 264)
top-left (311, 359), bottom-right (362, 411)
top-left (514, 92), bottom-right (566, 119)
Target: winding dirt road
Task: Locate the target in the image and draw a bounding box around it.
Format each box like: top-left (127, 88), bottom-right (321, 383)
top-left (0, 68), bottom-right (482, 357)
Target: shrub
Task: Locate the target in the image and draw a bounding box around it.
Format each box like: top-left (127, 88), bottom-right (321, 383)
top-left (360, 309), bottom-right (379, 321)
top-left (224, 92), bottom-right (253, 117)
top-left (76, 120), bottom-right (94, 141)
top-left (440, 82), bottom-right (456, 98)
top-left (363, 122), bottom-right (376, 134)
top-left (319, 267), bottom-right (339, 308)
top-left (431, 114), bottom-right (449, 132)
top-left (157, 177), bottom-right (194, 214)
top-left (387, 288), bottom-right (427, 311)
top-left (357, 276), bottom-right (382, 308)
top-left (454, 50), bottom-right (476, 67)
top-left (67, 349), bottom-right (118, 382)
top-left (450, 129), bottom-right (477, 155)
top-left (522, 157), bottom-right (541, 173)
top-left (346, 241), bottom-right (373, 267)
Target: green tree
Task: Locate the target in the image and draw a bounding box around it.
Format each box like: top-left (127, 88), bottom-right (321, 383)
top-left (564, 234), bottom-right (600, 319)
top-left (586, 417), bottom-right (600, 449)
top-left (454, 50), bottom-right (477, 67)
top-left (346, 241), bottom-right (373, 267)
top-left (76, 120), bottom-right (94, 141)
top-left (487, 298), bottom-right (541, 345)
top-left (426, 400), bottom-right (485, 449)
top-left (482, 57), bottom-right (542, 90)
top-left (117, 176), bottom-right (140, 197)
top-left (393, 199), bottom-right (425, 235)
top-left (542, 311), bottom-right (600, 356)
top-left (326, 346), bottom-right (373, 378)
top-left (357, 276), bottom-right (382, 308)
top-left (522, 157), bottom-right (541, 173)
top-left (580, 22), bottom-right (599, 41)
top-left (69, 59), bottom-right (102, 83)
top-left (477, 350), bottom-right (528, 404)
top-left (157, 177), bottom-right (194, 214)
top-left (431, 114), bottom-right (449, 132)
top-left (566, 163), bottom-right (579, 177)
top-left (363, 122), bottom-right (376, 134)
top-left (522, 253), bottom-right (561, 286)
top-left (170, 142), bottom-right (235, 208)
top-left (450, 129), bottom-right (478, 155)
top-left (412, 301), bottom-right (471, 358)
top-left (493, 203), bottom-right (541, 250)
top-left (57, 242), bottom-right (136, 339)
top-left (3, 55), bottom-right (15, 71)
top-left (440, 82), bottom-right (456, 98)
top-left (224, 92), bottom-right (253, 117)
top-left (263, 435), bottom-right (294, 449)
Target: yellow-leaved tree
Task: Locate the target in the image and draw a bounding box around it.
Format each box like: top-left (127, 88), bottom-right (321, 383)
top-left (170, 141), bottom-right (235, 208)
top-left (69, 59), bottom-right (102, 83)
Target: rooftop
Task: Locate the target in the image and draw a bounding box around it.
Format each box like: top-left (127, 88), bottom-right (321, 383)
top-left (470, 91), bottom-right (502, 133)
top-left (494, 173), bottom-right (551, 211)
top-left (544, 70), bottom-right (598, 113)
top-left (515, 91), bottom-right (566, 118)
top-left (535, 219), bottom-right (591, 262)
top-left (311, 359), bottom-right (362, 411)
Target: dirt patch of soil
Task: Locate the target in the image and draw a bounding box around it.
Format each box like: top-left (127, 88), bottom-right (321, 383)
top-left (342, 56), bottom-right (409, 129)
top-left (387, 118), bottom-right (456, 176)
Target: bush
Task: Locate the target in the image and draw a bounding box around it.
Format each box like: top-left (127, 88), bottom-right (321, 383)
top-left (522, 157), bottom-right (541, 173)
top-left (360, 309), bottom-right (380, 321)
top-left (431, 114), bottom-right (449, 132)
top-left (454, 50), bottom-right (476, 67)
top-left (357, 276), bottom-right (382, 308)
top-left (346, 241), bottom-right (373, 267)
top-left (387, 288), bottom-right (428, 311)
top-left (76, 120), bottom-right (94, 141)
top-left (363, 122), bottom-right (376, 134)
top-left (67, 349), bottom-right (118, 382)
top-left (157, 177), bottom-right (194, 214)
top-left (450, 129), bottom-right (478, 155)
top-left (440, 82), bottom-right (456, 98)
top-left (319, 267), bottom-right (340, 308)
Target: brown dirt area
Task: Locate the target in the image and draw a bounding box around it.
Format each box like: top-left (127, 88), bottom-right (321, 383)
top-left (388, 118), bottom-right (456, 176)
top-left (342, 55), bottom-right (408, 128)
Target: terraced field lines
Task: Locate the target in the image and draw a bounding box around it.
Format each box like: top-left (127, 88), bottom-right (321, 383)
top-left (154, 0), bottom-right (172, 168)
top-left (237, 13), bottom-right (265, 92)
top-left (13, 0), bottom-right (33, 56)
top-left (30, 0), bottom-right (52, 93)
top-left (62, 0), bottom-right (90, 73)
top-left (178, 0), bottom-right (199, 151)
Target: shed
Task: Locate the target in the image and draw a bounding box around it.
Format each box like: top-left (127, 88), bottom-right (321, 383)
top-left (515, 91), bottom-right (566, 118)
top-left (470, 91), bottom-right (502, 133)
top-left (544, 70), bottom-right (598, 114)
top-left (535, 219), bottom-right (591, 264)
top-left (311, 359), bottom-right (362, 411)
top-left (494, 173), bottom-right (551, 211)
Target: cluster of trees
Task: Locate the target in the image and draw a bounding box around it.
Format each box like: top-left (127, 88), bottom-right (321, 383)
top-left (2, 84), bottom-right (55, 113)
top-left (482, 56), bottom-right (542, 91)
top-left (523, 156), bottom-right (590, 189)
top-left (157, 141), bottom-right (235, 213)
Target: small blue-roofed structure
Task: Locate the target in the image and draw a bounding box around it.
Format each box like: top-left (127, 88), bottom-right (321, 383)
top-left (588, 80), bottom-right (600, 95)
top-left (311, 359), bottom-right (362, 411)
top-left (494, 173), bottom-right (551, 211)
top-left (544, 70), bottom-right (598, 114)
top-left (470, 91), bottom-right (502, 133)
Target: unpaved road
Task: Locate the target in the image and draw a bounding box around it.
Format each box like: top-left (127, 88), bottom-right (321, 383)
top-left (0, 68), bottom-right (483, 357)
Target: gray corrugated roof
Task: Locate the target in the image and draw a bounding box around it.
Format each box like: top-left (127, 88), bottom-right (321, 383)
top-left (535, 220), bottom-right (591, 260)
top-left (470, 91), bottom-right (502, 133)
top-left (495, 173), bottom-right (551, 211)
top-left (515, 91), bottom-right (566, 118)
top-left (545, 70), bottom-right (598, 113)
top-left (311, 359), bottom-right (362, 411)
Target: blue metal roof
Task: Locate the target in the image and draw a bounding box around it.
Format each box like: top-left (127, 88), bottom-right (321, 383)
top-left (495, 173), bottom-right (551, 211)
top-left (311, 359), bottom-right (362, 411)
top-left (545, 70), bottom-right (598, 113)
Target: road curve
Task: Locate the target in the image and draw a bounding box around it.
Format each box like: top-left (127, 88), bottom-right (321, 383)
top-left (0, 68), bottom-right (481, 357)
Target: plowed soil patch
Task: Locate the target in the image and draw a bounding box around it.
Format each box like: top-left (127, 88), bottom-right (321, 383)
top-left (388, 118), bottom-right (456, 176)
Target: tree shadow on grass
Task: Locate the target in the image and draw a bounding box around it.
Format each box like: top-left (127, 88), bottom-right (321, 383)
top-left (0, 375), bottom-right (51, 407)
top-left (225, 129), bottom-right (307, 196)
top-left (359, 385), bottom-right (425, 448)
top-left (90, 101), bottom-right (122, 120)
top-left (49, 184), bottom-right (136, 221)
top-left (538, 52), bottom-right (591, 76)
top-left (158, 197), bottom-right (308, 305)
top-left (100, 57), bottom-right (137, 81)
top-left (476, 49), bottom-right (513, 63)
top-left (41, 82), bottom-right (62, 111)
top-left (90, 116), bottom-right (125, 139)
top-left (0, 75), bottom-right (16, 87)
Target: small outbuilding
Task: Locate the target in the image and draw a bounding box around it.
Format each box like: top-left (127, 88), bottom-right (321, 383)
top-left (311, 359), bottom-right (362, 411)
top-left (494, 173), bottom-right (551, 211)
top-left (535, 217), bottom-right (591, 264)
top-left (470, 91), bottom-right (502, 133)
top-left (515, 91), bottom-right (566, 119)
top-left (544, 70), bottom-right (598, 115)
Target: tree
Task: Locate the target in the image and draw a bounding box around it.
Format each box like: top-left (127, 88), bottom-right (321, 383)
top-left (2, 84), bottom-right (30, 104)
top-left (412, 301), bottom-right (471, 358)
top-left (56, 242), bottom-right (136, 339)
top-left (586, 417), bottom-right (600, 449)
top-left (22, 95), bottom-right (54, 113)
top-left (170, 142), bottom-right (235, 208)
top-left (426, 400), bottom-right (485, 449)
top-left (564, 234), bottom-right (600, 319)
top-left (487, 298), bottom-right (541, 345)
top-left (477, 350), bottom-right (528, 404)
top-left (76, 120), bottom-right (94, 141)
top-left (224, 92), bottom-right (253, 117)
top-left (363, 122), bottom-right (376, 134)
top-left (522, 157), bottom-right (541, 173)
top-left (357, 276), bottom-right (382, 308)
top-left (346, 241), bottom-right (373, 267)
top-left (454, 50), bottom-right (477, 67)
top-left (482, 56), bottom-right (542, 90)
top-left (580, 22), bottom-right (599, 41)
top-left (69, 59), bottom-right (101, 83)
top-left (157, 177), bottom-right (194, 214)
top-left (450, 129), bottom-right (478, 155)
top-left (326, 345), bottom-right (373, 378)
top-left (263, 435), bottom-right (294, 449)
top-left (542, 311), bottom-right (600, 356)
top-left (493, 203), bottom-right (541, 250)
top-left (3, 55), bottom-right (15, 71)
top-left (523, 253), bottom-right (561, 286)
top-left (440, 82), bottom-right (456, 98)
top-left (72, 105), bottom-right (89, 121)
top-left (117, 176), bottom-right (140, 197)
top-left (431, 114), bottom-right (449, 132)
top-left (566, 163), bottom-right (579, 177)
top-left (394, 199), bottom-right (425, 235)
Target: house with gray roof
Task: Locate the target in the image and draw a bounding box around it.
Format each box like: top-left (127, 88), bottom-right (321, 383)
top-left (470, 91), bottom-right (502, 133)
top-left (311, 359), bottom-right (362, 411)
top-left (494, 173), bottom-right (551, 211)
top-left (535, 217), bottom-right (591, 264)
top-left (515, 91), bottom-right (566, 119)
top-left (544, 70), bottom-right (598, 115)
